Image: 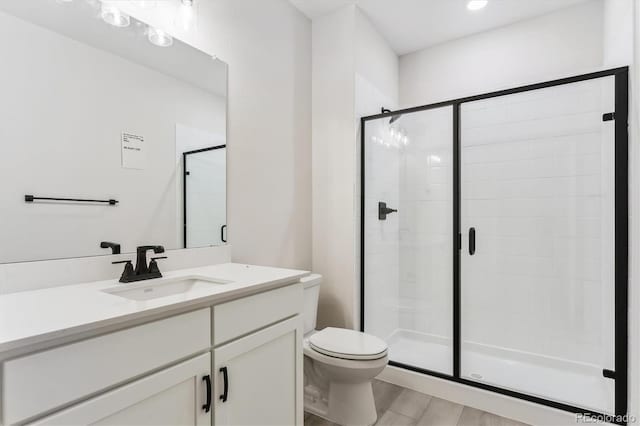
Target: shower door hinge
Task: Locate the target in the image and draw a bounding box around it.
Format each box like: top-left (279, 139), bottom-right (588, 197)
top-left (603, 112), bottom-right (616, 121)
top-left (603, 369), bottom-right (617, 379)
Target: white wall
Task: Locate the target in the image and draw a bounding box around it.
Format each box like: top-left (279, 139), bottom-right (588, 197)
top-left (312, 5), bottom-right (398, 329)
top-left (312, 6), bottom-right (357, 329)
top-left (125, 0), bottom-right (312, 270)
top-left (354, 8), bottom-right (400, 331)
top-left (603, 0), bottom-right (634, 67)
top-left (399, 0), bottom-right (605, 108)
top-left (0, 10), bottom-right (224, 262)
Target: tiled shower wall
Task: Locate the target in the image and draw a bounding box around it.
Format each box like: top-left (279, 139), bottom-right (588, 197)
top-left (460, 78), bottom-right (615, 366)
top-left (398, 107), bottom-right (453, 340)
top-left (366, 77), bottom-right (616, 370)
top-left (363, 118), bottom-right (401, 340)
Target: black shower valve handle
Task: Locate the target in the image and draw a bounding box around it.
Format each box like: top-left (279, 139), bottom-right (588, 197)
top-left (378, 201), bottom-right (398, 220)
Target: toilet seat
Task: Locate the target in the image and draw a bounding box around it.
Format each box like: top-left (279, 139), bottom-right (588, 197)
top-left (309, 327), bottom-right (387, 361)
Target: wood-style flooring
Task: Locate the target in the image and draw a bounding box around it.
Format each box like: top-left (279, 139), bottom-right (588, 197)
top-left (304, 380), bottom-right (530, 426)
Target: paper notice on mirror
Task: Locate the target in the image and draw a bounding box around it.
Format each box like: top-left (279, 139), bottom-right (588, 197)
top-left (121, 132), bottom-right (146, 169)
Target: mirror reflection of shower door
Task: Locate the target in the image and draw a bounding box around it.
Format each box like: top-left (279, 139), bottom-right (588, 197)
top-left (460, 77), bottom-right (617, 413)
top-left (363, 105), bottom-right (454, 375)
top-left (183, 146), bottom-right (227, 248)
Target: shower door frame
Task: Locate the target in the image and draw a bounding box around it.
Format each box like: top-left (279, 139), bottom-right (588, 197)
top-left (360, 67), bottom-right (629, 422)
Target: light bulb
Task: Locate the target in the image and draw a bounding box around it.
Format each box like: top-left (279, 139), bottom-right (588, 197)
top-left (101, 4), bottom-right (130, 27)
top-left (176, 0), bottom-right (196, 31)
top-left (467, 0), bottom-right (488, 11)
top-left (147, 27), bottom-right (173, 47)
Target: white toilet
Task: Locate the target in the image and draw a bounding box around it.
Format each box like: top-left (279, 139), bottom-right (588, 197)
top-left (302, 274), bottom-right (388, 426)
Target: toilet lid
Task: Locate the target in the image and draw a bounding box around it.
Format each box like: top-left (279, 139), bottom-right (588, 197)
top-left (309, 328), bottom-right (388, 360)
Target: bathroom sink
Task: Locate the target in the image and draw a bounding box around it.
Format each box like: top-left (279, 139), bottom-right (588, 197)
top-left (103, 276), bottom-right (231, 301)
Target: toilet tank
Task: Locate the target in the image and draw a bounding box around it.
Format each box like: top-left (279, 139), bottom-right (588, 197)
top-left (301, 274), bottom-right (322, 334)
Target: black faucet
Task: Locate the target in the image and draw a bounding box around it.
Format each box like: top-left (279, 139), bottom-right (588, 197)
top-left (112, 245), bottom-right (167, 283)
top-left (100, 241), bottom-right (121, 254)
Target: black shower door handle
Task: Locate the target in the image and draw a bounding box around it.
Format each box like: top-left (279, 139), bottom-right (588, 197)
top-left (469, 227), bottom-right (476, 255)
top-left (221, 224), bottom-right (227, 243)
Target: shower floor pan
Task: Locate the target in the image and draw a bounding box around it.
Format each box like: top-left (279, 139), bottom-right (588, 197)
top-left (386, 329), bottom-right (612, 414)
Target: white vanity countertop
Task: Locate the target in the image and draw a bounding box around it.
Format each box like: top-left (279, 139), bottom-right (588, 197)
top-left (0, 263), bottom-right (309, 353)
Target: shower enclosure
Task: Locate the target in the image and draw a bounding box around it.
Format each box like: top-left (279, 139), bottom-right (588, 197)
top-left (360, 68), bottom-right (628, 420)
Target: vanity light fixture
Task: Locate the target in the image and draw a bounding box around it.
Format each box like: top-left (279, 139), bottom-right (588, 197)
top-left (101, 4), bottom-right (130, 27)
top-left (467, 0), bottom-right (488, 11)
top-left (181, 0), bottom-right (194, 5)
top-left (147, 26), bottom-right (173, 47)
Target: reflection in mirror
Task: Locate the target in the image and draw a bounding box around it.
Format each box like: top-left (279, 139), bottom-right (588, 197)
top-left (183, 145), bottom-right (227, 248)
top-left (0, 0), bottom-right (227, 263)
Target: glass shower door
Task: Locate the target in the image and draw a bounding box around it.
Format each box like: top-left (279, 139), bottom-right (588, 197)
top-left (363, 106), bottom-right (454, 375)
top-left (459, 77), bottom-right (617, 413)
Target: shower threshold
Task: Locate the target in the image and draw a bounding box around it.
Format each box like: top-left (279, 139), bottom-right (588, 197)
top-left (386, 329), bottom-right (613, 414)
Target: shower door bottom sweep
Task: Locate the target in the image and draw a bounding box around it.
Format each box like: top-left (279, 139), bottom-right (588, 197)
top-left (360, 67), bottom-right (628, 422)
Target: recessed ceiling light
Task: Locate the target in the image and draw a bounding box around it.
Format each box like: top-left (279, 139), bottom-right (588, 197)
top-left (101, 4), bottom-right (130, 27)
top-left (467, 0), bottom-right (488, 11)
top-left (147, 27), bottom-right (173, 47)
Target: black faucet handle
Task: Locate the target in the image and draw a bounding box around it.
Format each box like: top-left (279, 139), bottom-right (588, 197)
top-left (112, 260), bottom-right (135, 283)
top-left (148, 256), bottom-right (167, 276)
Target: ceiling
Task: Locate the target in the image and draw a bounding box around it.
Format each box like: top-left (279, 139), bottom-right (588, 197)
top-left (289, 0), bottom-right (591, 55)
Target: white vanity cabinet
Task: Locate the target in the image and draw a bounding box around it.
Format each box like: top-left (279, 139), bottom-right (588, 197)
top-left (213, 317), bottom-right (303, 426)
top-left (3, 309), bottom-right (211, 425)
top-left (213, 283), bottom-right (304, 426)
top-left (1, 281), bottom-right (304, 426)
top-left (28, 353), bottom-right (212, 426)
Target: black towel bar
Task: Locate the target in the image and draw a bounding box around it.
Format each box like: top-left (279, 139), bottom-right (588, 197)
top-left (24, 195), bottom-right (118, 205)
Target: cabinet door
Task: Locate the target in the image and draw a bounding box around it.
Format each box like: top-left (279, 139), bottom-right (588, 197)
top-left (29, 354), bottom-right (211, 426)
top-left (214, 316), bottom-right (303, 426)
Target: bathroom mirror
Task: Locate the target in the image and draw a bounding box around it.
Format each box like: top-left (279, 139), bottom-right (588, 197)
top-left (0, 0), bottom-right (227, 263)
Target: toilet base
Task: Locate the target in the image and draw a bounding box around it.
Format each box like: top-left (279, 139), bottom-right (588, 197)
top-left (328, 381), bottom-right (377, 426)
